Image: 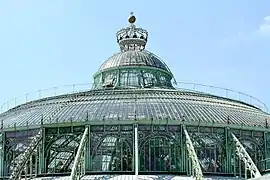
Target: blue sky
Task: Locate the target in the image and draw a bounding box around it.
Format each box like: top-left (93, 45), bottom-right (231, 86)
top-left (0, 1), bottom-right (269, 112)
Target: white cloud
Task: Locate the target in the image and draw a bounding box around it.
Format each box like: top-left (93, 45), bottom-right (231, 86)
top-left (241, 16), bottom-right (270, 38)
top-left (258, 16), bottom-right (270, 35)
top-left (220, 16), bottom-right (270, 46)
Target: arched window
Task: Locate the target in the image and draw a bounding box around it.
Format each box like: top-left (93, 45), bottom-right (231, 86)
top-left (231, 137), bottom-right (264, 174)
top-left (139, 136), bottom-right (181, 172)
top-left (5, 130), bottom-right (40, 176)
top-left (91, 136), bottom-right (132, 172)
top-left (6, 139), bottom-right (29, 175)
top-left (193, 134), bottom-right (225, 173)
top-left (142, 71), bottom-right (157, 88)
top-left (45, 135), bottom-right (80, 173)
top-left (102, 71), bottom-right (117, 88)
top-left (242, 139), bottom-right (264, 169)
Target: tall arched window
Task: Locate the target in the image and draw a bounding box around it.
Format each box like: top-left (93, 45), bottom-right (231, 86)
top-left (231, 137), bottom-right (264, 174)
top-left (91, 136), bottom-right (132, 172)
top-left (139, 136), bottom-right (181, 172)
top-left (196, 135), bottom-right (225, 172)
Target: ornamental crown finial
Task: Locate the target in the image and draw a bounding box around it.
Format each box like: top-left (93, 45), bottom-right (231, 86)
top-left (116, 13), bottom-right (148, 52)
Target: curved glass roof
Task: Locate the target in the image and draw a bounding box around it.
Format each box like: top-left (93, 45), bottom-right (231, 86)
top-left (99, 50), bottom-right (172, 73)
top-left (94, 50), bottom-right (175, 90)
top-left (0, 89), bottom-right (269, 129)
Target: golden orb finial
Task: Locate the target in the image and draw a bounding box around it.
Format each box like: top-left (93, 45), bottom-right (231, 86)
top-left (128, 12), bottom-right (136, 24)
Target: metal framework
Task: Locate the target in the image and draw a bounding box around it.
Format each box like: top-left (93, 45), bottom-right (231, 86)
top-left (48, 94), bottom-right (78, 122)
top-left (0, 124), bottom-right (268, 179)
top-left (183, 126), bottom-right (203, 180)
top-left (231, 133), bottom-right (261, 179)
top-left (0, 13), bottom-right (270, 180)
top-left (70, 127), bottom-right (89, 180)
top-left (9, 129), bottom-right (43, 180)
top-left (134, 124), bottom-right (139, 176)
top-left (1, 89), bottom-right (269, 131)
top-left (0, 81), bottom-right (268, 115)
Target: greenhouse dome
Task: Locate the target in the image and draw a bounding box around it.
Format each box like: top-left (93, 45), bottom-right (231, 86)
top-left (0, 13), bottom-right (269, 180)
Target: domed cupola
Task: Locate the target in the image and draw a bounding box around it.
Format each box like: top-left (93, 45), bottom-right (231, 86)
top-left (93, 13), bottom-right (176, 90)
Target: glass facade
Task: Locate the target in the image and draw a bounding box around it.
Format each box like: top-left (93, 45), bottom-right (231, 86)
top-left (94, 68), bottom-right (173, 89)
top-left (2, 125), bottom-right (270, 178)
top-left (1, 13), bottom-right (270, 180)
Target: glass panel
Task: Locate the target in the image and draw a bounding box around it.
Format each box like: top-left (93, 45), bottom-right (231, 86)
top-left (46, 135), bottom-right (80, 173)
top-left (266, 133), bottom-right (270, 170)
top-left (190, 132), bottom-right (225, 173)
top-left (91, 136), bottom-right (132, 172)
top-left (102, 71), bottom-right (117, 88)
top-left (143, 71), bottom-right (157, 88)
top-left (139, 136), bottom-right (181, 172)
top-left (231, 134), bottom-right (264, 175)
top-left (5, 132), bottom-right (38, 175)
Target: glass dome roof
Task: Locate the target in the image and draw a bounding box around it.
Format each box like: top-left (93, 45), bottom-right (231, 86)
top-left (99, 50), bottom-right (172, 73)
top-left (93, 14), bottom-right (175, 90)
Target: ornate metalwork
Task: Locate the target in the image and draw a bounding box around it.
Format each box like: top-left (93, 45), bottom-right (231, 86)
top-left (70, 127), bottom-right (89, 180)
top-left (188, 127), bottom-right (226, 173)
top-left (138, 125), bottom-right (182, 172)
top-left (183, 126), bottom-right (203, 180)
top-left (134, 124), bottom-right (139, 175)
top-left (231, 133), bottom-right (261, 179)
top-left (266, 133), bottom-right (270, 170)
top-left (90, 125), bottom-right (133, 172)
top-left (4, 129), bottom-right (40, 176)
top-left (116, 13), bottom-right (148, 51)
top-left (9, 129), bottom-right (43, 180)
top-left (44, 127), bottom-right (84, 173)
top-left (92, 13), bottom-right (176, 90)
top-left (0, 13), bottom-right (269, 180)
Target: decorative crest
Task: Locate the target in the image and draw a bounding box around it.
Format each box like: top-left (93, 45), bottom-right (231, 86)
top-left (116, 13), bottom-right (148, 51)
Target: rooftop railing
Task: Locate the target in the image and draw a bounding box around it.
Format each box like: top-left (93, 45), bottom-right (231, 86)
top-left (176, 81), bottom-right (268, 112)
top-left (0, 82), bottom-right (268, 114)
top-left (0, 83), bottom-right (92, 114)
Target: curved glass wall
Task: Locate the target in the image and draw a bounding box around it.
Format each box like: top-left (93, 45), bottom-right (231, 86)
top-left (3, 125), bottom-right (269, 178)
top-left (93, 68), bottom-right (174, 89)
